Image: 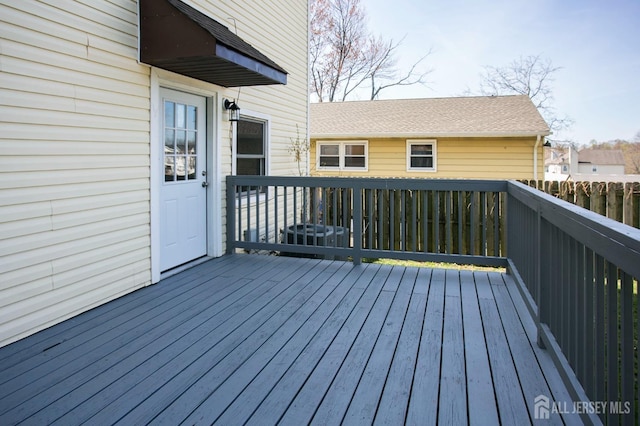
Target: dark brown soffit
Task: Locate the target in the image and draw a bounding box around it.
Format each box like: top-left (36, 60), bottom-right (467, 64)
top-left (139, 0), bottom-right (288, 87)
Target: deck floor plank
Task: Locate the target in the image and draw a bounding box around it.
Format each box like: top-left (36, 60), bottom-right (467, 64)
top-left (275, 264), bottom-right (392, 426)
top-left (0, 256), bottom-right (247, 386)
top-left (406, 268), bottom-right (445, 425)
top-left (246, 263), bottom-right (386, 425)
top-left (341, 266), bottom-right (418, 424)
top-left (475, 272), bottom-right (531, 425)
top-left (310, 267), bottom-right (402, 425)
top-left (21, 258), bottom-right (292, 425)
top-left (373, 267), bottom-right (429, 425)
top-left (437, 269), bottom-right (468, 425)
top-left (88, 259), bottom-right (337, 425)
top-left (175, 262), bottom-right (360, 424)
top-left (488, 272), bottom-right (564, 424)
top-left (0, 256), bottom-right (236, 366)
top-left (0, 256), bottom-right (279, 418)
top-left (0, 255), bottom-right (580, 426)
top-left (502, 273), bottom-right (584, 426)
top-left (460, 270), bottom-right (500, 426)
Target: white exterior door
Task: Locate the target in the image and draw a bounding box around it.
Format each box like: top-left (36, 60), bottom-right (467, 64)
top-left (160, 88), bottom-right (207, 271)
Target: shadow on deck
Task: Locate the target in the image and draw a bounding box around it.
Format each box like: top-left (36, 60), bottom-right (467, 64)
top-left (0, 254), bottom-right (580, 425)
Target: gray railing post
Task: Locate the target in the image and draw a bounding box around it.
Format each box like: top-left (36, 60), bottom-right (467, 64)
top-left (535, 205), bottom-right (546, 349)
top-left (226, 176), bottom-right (236, 255)
top-left (353, 182), bottom-right (363, 265)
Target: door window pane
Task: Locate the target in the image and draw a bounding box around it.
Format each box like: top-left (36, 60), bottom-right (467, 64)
top-left (164, 101), bottom-right (174, 128)
top-left (164, 156), bottom-right (175, 182)
top-left (164, 100), bottom-right (199, 183)
top-left (187, 105), bottom-right (196, 130)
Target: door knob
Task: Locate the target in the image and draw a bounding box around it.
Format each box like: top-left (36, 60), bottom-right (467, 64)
top-left (202, 181), bottom-right (209, 187)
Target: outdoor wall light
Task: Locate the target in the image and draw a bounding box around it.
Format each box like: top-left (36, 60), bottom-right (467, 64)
top-left (224, 99), bottom-right (240, 122)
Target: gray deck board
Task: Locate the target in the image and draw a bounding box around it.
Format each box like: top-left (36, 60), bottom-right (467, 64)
top-left (438, 269), bottom-right (467, 425)
top-left (405, 268), bottom-right (445, 425)
top-left (461, 270), bottom-right (500, 426)
top-left (0, 254), bottom-right (579, 425)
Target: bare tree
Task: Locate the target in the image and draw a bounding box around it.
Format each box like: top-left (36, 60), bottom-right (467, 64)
top-left (474, 55), bottom-right (573, 134)
top-left (310, 0), bottom-right (431, 102)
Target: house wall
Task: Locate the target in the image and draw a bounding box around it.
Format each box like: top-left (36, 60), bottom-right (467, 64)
top-left (310, 137), bottom-right (543, 180)
top-left (577, 164), bottom-right (625, 175)
top-left (0, 0), bottom-right (308, 347)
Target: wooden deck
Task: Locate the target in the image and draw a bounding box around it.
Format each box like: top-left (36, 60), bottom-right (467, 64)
top-left (0, 254), bottom-right (581, 425)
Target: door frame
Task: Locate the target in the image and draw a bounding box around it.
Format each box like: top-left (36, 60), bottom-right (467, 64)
top-left (150, 68), bottom-right (223, 283)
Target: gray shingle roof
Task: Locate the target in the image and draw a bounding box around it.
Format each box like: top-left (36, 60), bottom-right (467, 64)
top-left (310, 95), bottom-right (550, 138)
top-left (578, 149), bottom-right (625, 165)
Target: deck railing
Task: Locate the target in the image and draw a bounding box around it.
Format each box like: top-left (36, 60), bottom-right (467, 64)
top-left (226, 176), bottom-right (508, 267)
top-left (226, 176), bottom-right (640, 425)
top-left (508, 180), bottom-right (640, 425)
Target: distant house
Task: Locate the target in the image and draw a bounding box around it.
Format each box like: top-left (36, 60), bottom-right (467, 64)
top-left (0, 0), bottom-right (308, 347)
top-left (577, 149), bottom-right (625, 174)
top-left (544, 146), bottom-right (627, 181)
top-left (310, 95), bottom-right (550, 180)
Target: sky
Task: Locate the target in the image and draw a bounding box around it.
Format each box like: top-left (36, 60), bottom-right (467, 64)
top-left (357, 0), bottom-right (640, 145)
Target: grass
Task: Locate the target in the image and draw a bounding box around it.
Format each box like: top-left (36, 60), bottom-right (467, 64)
top-left (364, 258), bottom-right (505, 272)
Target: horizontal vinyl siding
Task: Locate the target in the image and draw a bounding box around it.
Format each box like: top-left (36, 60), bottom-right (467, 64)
top-left (0, 0), bottom-right (151, 347)
top-left (311, 137), bottom-right (543, 180)
top-left (193, 0), bottom-right (308, 250)
top-left (196, 0), bottom-right (308, 178)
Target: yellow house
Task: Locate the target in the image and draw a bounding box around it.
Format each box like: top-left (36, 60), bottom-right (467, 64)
top-left (310, 95), bottom-right (550, 180)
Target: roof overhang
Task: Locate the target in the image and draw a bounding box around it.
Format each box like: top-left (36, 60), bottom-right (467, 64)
top-left (138, 0), bottom-right (287, 87)
top-left (311, 131), bottom-right (551, 139)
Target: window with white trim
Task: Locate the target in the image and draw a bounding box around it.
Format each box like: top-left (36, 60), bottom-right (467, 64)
top-left (407, 140), bottom-right (436, 172)
top-left (317, 141), bottom-right (368, 171)
top-left (235, 115), bottom-right (269, 193)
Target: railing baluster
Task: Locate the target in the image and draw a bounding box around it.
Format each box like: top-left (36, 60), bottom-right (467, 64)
top-left (620, 271), bottom-right (634, 424)
top-left (434, 191), bottom-right (440, 253)
top-left (606, 261), bottom-right (619, 425)
top-left (273, 185), bottom-right (279, 244)
top-left (493, 192), bottom-right (500, 257)
top-left (412, 190), bottom-right (417, 253)
top-left (457, 191), bottom-right (463, 255)
top-left (445, 191), bottom-right (451, 254)
top-left (469, 192), bottom-right (475, 256)
top-left (422, 190), bottom-right (428, 253)
top-left (390, 190), bottom-right (395, 251)
top-left (237, 187), bottom-right (242, 249)
top-left (401, 190), bottom-right (406, 251)
top-left (575, 240), bottom-right (585, 388)
top-left (583, 247), bottom-right (595, 399)
top-left (595, 255), bottom-right (606, 407)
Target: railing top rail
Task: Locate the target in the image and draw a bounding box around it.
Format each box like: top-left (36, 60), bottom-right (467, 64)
top-left (508, 180), bottom-right (640, 277)
top-left (227, 176), bottom-right (508, 192)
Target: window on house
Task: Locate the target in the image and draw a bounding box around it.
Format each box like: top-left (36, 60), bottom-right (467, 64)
top-left (236, 116), bottom-right (268, 193)
top-left (407, 140), bottom-right (436, 171)
top-left (317, 141), bottom-right (368, 170)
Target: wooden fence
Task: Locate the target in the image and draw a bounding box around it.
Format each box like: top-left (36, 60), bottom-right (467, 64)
top-left (521, 180), bottom-right (640, 229)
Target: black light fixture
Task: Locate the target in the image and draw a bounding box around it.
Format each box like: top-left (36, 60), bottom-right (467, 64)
top-left (223, 99), bottom-right (240, 122)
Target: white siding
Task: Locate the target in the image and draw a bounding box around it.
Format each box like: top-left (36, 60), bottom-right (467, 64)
top-left (0, 0), bottom-right (151, 347)
top-left (0, 0), bottom-right (308, 347)
top-left (181, 0), bottom-right (309, 251)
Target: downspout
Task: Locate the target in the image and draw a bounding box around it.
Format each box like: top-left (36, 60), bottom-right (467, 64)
top-left (533, 134), bottom-right (541, 181)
